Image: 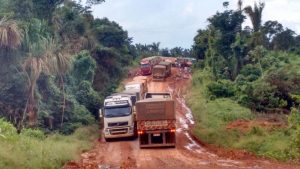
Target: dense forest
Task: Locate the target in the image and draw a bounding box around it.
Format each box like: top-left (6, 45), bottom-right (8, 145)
top-left (0, 0), bottom-right (139, 133)
top-left (189, 1), bottom-right (300, 160)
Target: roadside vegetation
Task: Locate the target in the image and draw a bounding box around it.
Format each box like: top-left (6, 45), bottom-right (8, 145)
top-left (0, 118), bottom-right (98, 169)
top-left (189, 1), bottom-right (300, 161)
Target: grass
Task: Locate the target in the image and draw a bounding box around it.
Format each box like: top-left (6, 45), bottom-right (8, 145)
top-left (188, 69), bottom-right (300, 161)
top-left (0, 120), bottom-right (98, 169)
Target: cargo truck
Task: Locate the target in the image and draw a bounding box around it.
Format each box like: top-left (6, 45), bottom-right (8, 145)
top-left (124, 81), bottom-right (147, 99)
top-left (136, 93), bottom-right (176, 148)
top-left (100, 94), bottom-right (136, 141)
top-left (152, 65), bottom-right (168, 81)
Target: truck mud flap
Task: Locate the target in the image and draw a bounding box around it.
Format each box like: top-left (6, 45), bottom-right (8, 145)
top-left (139, 130), bottom-right (176, 148)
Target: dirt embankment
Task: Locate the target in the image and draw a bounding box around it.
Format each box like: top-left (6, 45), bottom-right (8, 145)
top-left (64, 67), bottom-right (300, 169)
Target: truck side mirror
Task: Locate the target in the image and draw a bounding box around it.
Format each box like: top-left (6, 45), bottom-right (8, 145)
top-left (99, 109), bottom-right (103, 118)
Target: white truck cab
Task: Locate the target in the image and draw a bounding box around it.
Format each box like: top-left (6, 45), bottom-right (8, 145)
top-left (102, 95), bottom-right (136, 141)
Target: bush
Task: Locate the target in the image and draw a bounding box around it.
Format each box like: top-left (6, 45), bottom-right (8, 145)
top-left (240, 64), bottom-right (261, 78)
top-left (20, 128), bottom-right (46, 140)
top-left (75, 80), bottom-right (102, 119)
top-left (193, 60), bottom-right (205, 69)
top-left (0, 121), bottom-right (98, 169)
top-left (0, 118), bottom-right (17, 139)
top-left (207, 79), bottom-right (235, 98)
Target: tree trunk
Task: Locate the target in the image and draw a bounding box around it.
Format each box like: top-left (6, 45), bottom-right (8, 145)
top-left (60, 75), bottom-right (66, 127)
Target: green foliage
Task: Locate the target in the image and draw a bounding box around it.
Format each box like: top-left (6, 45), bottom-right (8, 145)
top-left (190, 1), bottom-right (300, 161)
top-left (0, 0), bottom-right (136, 133)
top-left (189, 70), bottom-right (253, 146)
top-left (189, 70), bottom-right (300, 160)
top-left (0, 121), bottom-right (98, 169)
top-left (193, 29), bottom-right (209, 60)
top-left (0, 118), bottom-right (17, 139)
top-left (207, 79), bottom-right (235, 98)
top-left (75, 81), bottom-right (102, 118)
top-left (20, 128), bottom-right (46, 140)
top-left (72, 51), bottom-right (97, 83)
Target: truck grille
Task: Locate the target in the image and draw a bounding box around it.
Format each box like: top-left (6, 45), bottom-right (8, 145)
top-left (110, 128), bottom-right (128, 135)
top-left (108, 121), bottom-right (128, 127)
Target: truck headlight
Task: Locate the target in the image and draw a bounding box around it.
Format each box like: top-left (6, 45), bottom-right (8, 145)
top-left (128, 126), bottom-right (134, 133)
top-left (104, 129), bottom-right (109, 134)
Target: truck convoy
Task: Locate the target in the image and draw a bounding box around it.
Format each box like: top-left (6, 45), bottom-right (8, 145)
top-left (140, 56), bottom-right (161, 76)
top-left (101, 64), bottom-right (176, 148)
top-left (101, 82), bottom-right (176, 148)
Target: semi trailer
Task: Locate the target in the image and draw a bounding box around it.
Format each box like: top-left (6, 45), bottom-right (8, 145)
top-left (136, 93), bottom-right (176, 148)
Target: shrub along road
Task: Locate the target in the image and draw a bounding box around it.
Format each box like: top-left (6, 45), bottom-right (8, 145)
top-left (64, 68), bottom-right (299, 169)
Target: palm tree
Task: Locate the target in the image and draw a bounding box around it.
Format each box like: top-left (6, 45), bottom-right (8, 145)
top-left (150, 42), bottom-right (160, 55)
top-left (22, 38), bottom-right (57, 127)
top-left (244, 2), bottom-right (265, 32)
top-left (237, 0), bottom-right (243, 33)
top-left (0, 18), bottom-right (22, 50)
top-left (24, 38), bottom-right (71, 127)
top-left (22, 54), bottom-right (50, 127)
top-left (238, 0), bottom-right (243, 11)
top-left (54, 52), bottom-right (71, 127)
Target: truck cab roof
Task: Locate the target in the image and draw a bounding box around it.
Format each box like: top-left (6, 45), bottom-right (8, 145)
top-left (153, 65), bottom-right (166, 69)
top-left (145, 92), bottom-right (172, 99)
top-left (159, 61), bottom-right (171, 66)
top-left (104, 95), bottom-right (132, 107)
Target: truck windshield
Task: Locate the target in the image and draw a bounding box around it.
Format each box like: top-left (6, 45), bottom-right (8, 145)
top-left (104, 106), bottom-right (131, 118)
top-left (141, 64), bottom-right (150, 68)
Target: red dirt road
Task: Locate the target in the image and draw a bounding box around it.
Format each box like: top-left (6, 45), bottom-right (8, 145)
top-left (65, 68), bottom-right (300, 169)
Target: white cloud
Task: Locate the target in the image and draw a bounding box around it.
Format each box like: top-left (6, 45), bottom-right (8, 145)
top-left (92, 0), bottom-right (300, 48)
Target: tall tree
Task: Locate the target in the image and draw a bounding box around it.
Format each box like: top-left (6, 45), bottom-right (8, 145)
top-left (52, 48), bottom-right (72, 127)
top-left (237, 0), bottom-right (243, 11)
top-left (22, 38), bottom-right (57, 127)
top-left (149, 42), bottom-right (160, 55)
top-left (193, 29), bottom-right (209, 60)
top-left (0, 18), bottom-right (22, 50)
top-left (244, 2), bottom-right (265, 32)
top-left (262, 20), bottom-right (284, 40)
top-left (271, 28), bottom-right (295, 51)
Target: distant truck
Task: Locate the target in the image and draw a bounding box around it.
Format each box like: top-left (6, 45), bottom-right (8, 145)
top-left (133, 76), bottom-right (148, 93)
top-left (140, 56), bottom-right (161, 76)
top-left (159, 62), bottom-right (171, 77)
top-left (176, 58), bottom-right (193, 68)
top-left (136, 92), bottom-right (176, 148)
top-left (101, 94), bottom-right (136, 141)
top-left (152, 62), bottom-right (172, 81)
top-left (152, 65), bottom-right (167, 81)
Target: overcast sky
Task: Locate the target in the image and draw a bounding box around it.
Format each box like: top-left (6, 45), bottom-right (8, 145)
top-left (91, 0), bottom-right (300, 49)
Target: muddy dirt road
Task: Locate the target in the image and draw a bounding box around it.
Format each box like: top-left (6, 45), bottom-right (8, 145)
top-left (65, 68), bottom-right (300, 169)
